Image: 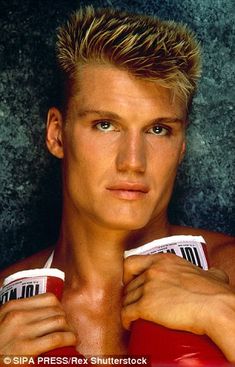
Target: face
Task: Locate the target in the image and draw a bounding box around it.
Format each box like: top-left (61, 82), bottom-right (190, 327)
top-left (47, 65), bottom-right (186, 231)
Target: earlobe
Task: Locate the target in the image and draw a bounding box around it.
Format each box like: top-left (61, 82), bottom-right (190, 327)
top-left (46, 107), bottom-right (64, 159)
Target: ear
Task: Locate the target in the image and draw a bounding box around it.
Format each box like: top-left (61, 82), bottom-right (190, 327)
top-left (179, 140), bottom-right (186, 164)
top-left (46, 107), bottom-right (64, 159)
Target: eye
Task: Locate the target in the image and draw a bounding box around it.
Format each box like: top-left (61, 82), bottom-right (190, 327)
top-left (147, 125), bottom-right (170, 136)
top-left (95, 120), bottom-right (115, 132)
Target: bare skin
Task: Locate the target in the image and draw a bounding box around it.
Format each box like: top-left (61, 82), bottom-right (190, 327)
top-left (0, 65), bottom-right (234, 360)
top-left (1, 226), bottom-right (234, 358)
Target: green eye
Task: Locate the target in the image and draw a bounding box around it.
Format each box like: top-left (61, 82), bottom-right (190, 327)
top-left (148, 125), bottom-right (169, 136)
top-left (96, 121), bottom-right (115, 131)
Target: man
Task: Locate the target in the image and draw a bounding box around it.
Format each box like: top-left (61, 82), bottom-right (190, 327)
top-left (0, 6), bottom-right (235, 361)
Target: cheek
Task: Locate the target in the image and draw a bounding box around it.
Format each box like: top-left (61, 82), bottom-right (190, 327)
top-left (149, 140), bottom-right (183, 172)
top-left (63, 132), bottom-right (110, 189)
top-left (148, 143), bottom-right (183, 199)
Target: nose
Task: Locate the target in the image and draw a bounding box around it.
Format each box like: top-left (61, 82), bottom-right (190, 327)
top-left (116, 131), bottom-right (146, 173)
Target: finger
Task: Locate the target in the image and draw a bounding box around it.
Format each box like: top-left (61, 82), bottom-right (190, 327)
top-left (123, 286), bottom-right (143, 307)
top-left (0, 308), bottom-right (67, 341)
top-left (34, 331), bottom-right (77, 355)
top-left (28, 305), bottom-right (66, 323)
top-left (0, 293), bottom-right (60, 315)
top-left (1, 313), bottom-right (71, 341)
top-left (124, 273), bottom-right (146, 294)
top-left (0, 293), bottom-right (62, 321)
top-left (10, 331), bottom-right (77, 356)
top-left (123, 252), bottom-right (188, 285)
top-left (121, 302), bottom-right (140, 330)
top-left (23, 314), bottom-right (72, 338)
top-left (6, 305), bottom-right (65, 324)
top-left (123, 255), bottom-right (154, 285)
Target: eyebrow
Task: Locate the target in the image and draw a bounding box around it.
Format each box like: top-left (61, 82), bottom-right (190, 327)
top-left (76, 108), bottom-right (185, 124)
top-left (76, 109), bottom-right (120, 120)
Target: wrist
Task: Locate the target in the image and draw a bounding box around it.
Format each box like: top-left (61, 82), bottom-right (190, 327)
top-left (206, 292), bottom-right (235, 362)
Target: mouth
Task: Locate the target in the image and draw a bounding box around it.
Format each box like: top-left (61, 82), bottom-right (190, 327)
top-left (106, 182), bottom-right (149, 200)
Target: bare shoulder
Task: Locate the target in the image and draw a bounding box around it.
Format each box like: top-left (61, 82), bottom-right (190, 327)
top-left (171, 225), bottom-right (235, 285)
top-left (171, 225), bottom-right (234, 249)
top-left (0, 246), bottom-right (54, 286)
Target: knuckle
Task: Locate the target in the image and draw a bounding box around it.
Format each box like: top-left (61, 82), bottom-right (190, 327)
top-left (158, 252), bottom-right (177, 263)
top-left (52, 305), bottom-right (65, 315)
top-left (0, 299), bottom-right (19, 313)
top-left (146, 264), bottom-right (170, 283)
top-left (53, 314), bottom-right (67, 328)
top-left (124, 256), bottom-right (136, 271)
top-left (48, 332), bottom-right (64, 348)
top-left (43, 292), bottom-right (60, 305)
top-left (146, 266), bottom-right (158, 279)
top-left (144, 253), bottom-right (178, 279)
top-left (4, 309), bottom-right (24, 324)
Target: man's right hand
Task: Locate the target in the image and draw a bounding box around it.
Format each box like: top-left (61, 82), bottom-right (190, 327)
top-left (0, 293), bottom-right (77, 355)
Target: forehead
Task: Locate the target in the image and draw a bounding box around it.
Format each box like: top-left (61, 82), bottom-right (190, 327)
top-left (68, 64), bottom-right (187, 121)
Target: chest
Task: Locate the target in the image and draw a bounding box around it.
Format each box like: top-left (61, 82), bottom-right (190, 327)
top-left (62, 287), bottom-right (129, 355)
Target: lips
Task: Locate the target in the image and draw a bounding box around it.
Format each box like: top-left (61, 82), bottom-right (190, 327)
top-left (107, 182), bottom-right (149, 192)
top-left (106, 182), bottom-right (149, 200)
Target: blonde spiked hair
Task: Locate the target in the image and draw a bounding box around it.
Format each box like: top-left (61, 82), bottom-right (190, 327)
top-left (56, 6), bottom-right (201, 108)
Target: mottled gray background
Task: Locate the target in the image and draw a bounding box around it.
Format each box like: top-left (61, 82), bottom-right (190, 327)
top-left (0, 0), bottom-right (234, 270)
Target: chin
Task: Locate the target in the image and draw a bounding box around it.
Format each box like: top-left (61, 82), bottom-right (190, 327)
top-left (102, 216), bottom-right (151, 231)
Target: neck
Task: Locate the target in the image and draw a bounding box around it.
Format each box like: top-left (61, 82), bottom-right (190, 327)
top-left (53, 207), bottom-right (171, 289)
